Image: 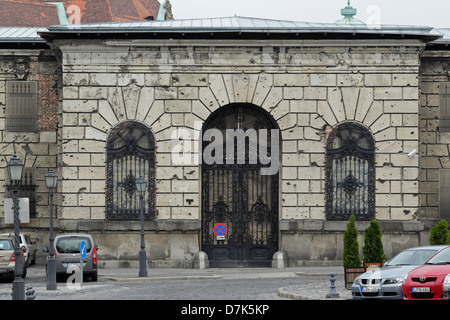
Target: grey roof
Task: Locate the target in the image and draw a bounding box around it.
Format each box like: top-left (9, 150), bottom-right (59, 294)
top-left (0, 16), bottom-right (443, 43)
top-left (430, 28), bottom-right (450, 44)
top-left (0, 27), bottom-right (46, 43)
top-left (44, 16), bottom-right (439, 38)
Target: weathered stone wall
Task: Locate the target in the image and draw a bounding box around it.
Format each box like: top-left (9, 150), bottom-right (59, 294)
top-left (0, 49), bottom-right (59, 244)
top-left (53, 38), bottom-right (426, 266)
top-left (419, 50), bottom-right (450, 226)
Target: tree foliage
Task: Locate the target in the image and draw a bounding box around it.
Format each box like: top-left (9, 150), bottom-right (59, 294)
top-left (343, 214), bottom-right (361, 267)
top-left (363, 219), bottom-right (386, 262)
top-left (430, 220), bottom-right (450, 245)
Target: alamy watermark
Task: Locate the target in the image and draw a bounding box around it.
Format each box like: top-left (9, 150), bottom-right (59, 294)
top-left (366, 5), bottom-right (381, 29)
top-left (66, 265), bottom-right (82, 290)
top-left (67, 5), bottom-right (81, 25)
top-left (171, 121), bottom-right (280, 176)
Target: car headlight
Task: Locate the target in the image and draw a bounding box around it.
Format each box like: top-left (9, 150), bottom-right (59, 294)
top-left (384, 275), bottom-right (407, 285)
top-left (444, 274), bottom-right (450, 285)
top-left (353, 277), bottom-right (362, 285)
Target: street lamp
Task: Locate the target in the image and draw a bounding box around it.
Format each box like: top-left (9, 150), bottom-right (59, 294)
top-left (7, 153), bottom-right (24, 300)
top-left (136, 175), bottom-right (147, 277)
top-left (45, 168), bottom-right (57, 290)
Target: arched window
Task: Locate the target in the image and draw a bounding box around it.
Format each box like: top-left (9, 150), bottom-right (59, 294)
top-left (325, 122), bottom-right (375, 221)
top-left (106, 121), bottom-right (156, 220)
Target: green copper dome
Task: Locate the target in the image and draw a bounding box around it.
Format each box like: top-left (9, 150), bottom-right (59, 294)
top-left (335, 1), bottom-right (365, 25)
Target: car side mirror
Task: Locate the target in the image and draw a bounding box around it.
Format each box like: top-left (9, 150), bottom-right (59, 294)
top-left (43, 246), bottom-right (48, 253)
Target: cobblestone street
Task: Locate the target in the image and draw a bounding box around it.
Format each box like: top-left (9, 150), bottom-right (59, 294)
top-left (0, 265), bottom-right (351, 301)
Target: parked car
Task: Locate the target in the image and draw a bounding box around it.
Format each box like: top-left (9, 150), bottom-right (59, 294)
top-left (403, 246), bottom-right (450, 300)
top-left (19, 234), bottom-right (36, 267)
top-left (444, 278), bottom-right (450, 299)
top-left (0, 233), bottom-right (36, 267)
top-left (0, 234), bottom-right (27, 281)
top-left (43, 234), bottom-right (98, 282)
top-left (352, 245), bottom-right (449, 300)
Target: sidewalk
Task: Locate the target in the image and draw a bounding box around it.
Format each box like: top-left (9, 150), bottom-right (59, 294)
top-left (98, 266), bottom-right (352, 300)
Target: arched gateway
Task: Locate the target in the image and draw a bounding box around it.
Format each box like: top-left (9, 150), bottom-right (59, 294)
top-left (201, 104), bottom-right (280, 267)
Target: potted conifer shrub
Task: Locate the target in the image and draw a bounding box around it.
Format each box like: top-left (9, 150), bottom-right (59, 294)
top-left (430, 220), bottom-right (450, 245)
top-left (362, 219), bottom-right (386, 269)
top-left (343, 214), bottom-right (364, 289)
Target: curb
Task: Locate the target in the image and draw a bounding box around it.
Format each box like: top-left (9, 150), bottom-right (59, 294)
top-left (103, 275), bottom-right (223, 282)
top-left (277, 285), bottom-right (351, 300)
top-left (277, 286), bottom-right (316, 300)
top-left (294, 272), bottom-right (345, 277)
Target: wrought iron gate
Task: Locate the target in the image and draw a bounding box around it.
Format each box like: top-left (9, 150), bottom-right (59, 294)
top-left (106, 121), bottom-right (156, 221)
top-left (201, 104), bottom-right (279, 267)
top-left (325, 122), bottom-right (375, 221)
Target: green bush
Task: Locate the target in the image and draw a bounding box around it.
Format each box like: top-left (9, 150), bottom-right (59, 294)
top-left (363, 219), bottom-right (386, 262)
top-left (343, 214), bottom-right (361, 267)
top-left (430, 220), bottom-right (450, 245)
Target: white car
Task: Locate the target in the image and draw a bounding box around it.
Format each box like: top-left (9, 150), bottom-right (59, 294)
top-left (20, 234), bottom-right (36, 267)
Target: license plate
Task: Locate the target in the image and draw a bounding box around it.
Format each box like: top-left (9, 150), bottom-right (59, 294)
top-left (65, 263), bottom-right (80, 267)
top-left (362, 287), bottom-right (379, 293)
top-left (412, 287), bottom-right (430, 293)
top-left (64, 262), bottom-right (86, 267)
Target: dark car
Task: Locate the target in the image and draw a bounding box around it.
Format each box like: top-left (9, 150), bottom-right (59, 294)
top-left (44, 234), bottom-right (98, 282)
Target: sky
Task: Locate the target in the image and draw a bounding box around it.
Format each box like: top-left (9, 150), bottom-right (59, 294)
top-left (168, 0), bottom-right (450, 28)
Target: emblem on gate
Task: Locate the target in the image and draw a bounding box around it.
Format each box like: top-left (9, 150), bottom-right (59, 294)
top-left (122, 173), bottom-right (137, 197)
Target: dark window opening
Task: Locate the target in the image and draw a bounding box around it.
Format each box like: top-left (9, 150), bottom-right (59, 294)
top-left (325, 122), bottom-right (375, 221)
top-left (106, 121), bottom-right (156, 221)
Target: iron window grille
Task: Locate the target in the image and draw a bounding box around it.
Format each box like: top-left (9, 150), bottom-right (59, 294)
top-left (5, 167), bottom-right (37, 218)
top-left (440, 82), bottom-right (450, 133)
top-left (106, 121), bottom-right (156, 221)
top-left (325, 122), bottom-right (375, 221)
top-left (6, 81), bottom-right (37, 132)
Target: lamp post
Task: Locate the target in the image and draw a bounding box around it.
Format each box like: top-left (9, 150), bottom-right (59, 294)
top-left (136, 175), bottom-right (148, 277)
top-left (45, 168), bottom-right (58, 290)
top-left (8, 153), bottom-right (24, 300)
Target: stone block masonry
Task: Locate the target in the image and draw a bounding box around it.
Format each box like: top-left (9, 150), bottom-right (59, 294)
top-left (0, 49), bottom-right (59, 230)
top-left (51, 38), bottom-right (425, 266)
top-left (419, 50), bottom-right (450, 224)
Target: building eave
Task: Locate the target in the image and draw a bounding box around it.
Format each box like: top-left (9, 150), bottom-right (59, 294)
top-left (38, 16), bottom-right (442, 43)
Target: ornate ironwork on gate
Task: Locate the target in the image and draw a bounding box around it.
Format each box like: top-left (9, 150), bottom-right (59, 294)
top-left (106, 121), bottom-right (156, 220)
top-left (325, 122), bottom-right (375, 221)
top-left (201, 104), bottom-right (279, 267)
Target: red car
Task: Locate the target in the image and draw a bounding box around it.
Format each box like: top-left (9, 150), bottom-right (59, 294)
top-left (403, 246), bottom-right (450, 300)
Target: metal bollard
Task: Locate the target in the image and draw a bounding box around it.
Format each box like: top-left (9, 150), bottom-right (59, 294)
top-left (326, 272), bottom-right (340, 299)
top-left (26, 286), bottom-right (35, 300)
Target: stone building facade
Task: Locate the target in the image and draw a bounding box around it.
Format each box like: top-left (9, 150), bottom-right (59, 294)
top-left (0, 40), bottom-right (59, 233)
top-left (419, 35), bottom-right (450, 228)
top-left (0, 18), bottom-right (449, 268)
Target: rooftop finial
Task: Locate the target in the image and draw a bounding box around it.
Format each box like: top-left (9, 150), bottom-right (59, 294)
top-left (335, 0), bottom-right (365, 25)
